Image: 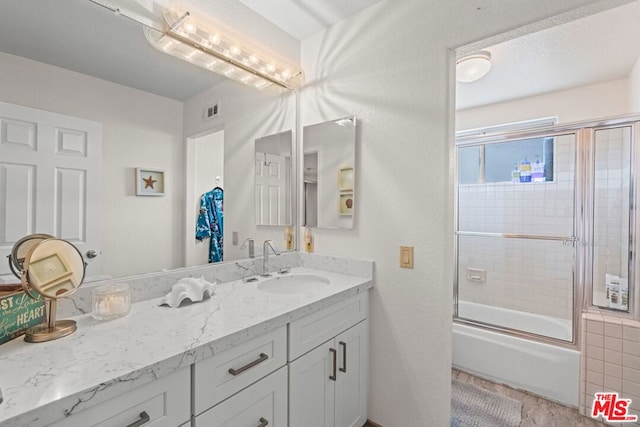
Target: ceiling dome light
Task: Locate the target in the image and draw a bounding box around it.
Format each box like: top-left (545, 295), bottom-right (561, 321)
top-left (456, 51), bottom-right (492, 83)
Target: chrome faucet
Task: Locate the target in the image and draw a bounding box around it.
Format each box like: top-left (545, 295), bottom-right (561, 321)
top-left (240, 238), bottom-right (255, 258)
top-left (262, 240), bottom-right (279, 276)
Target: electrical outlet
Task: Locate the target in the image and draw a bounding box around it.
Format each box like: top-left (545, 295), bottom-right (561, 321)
top-left (232, 231), bottom-right (238, 245)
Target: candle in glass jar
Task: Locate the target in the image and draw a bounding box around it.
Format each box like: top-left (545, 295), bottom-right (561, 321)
top-left (92, 283), bottom-right (131, 320)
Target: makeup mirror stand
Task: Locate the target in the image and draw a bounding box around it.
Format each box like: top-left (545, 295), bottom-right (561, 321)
top-left (23, 299), bottom-right (77, 343)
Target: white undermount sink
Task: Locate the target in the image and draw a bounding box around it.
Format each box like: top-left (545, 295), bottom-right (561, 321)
top-left (257, 274), bottom-right (330, 294)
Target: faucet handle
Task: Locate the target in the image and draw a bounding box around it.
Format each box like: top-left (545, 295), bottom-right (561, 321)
top-left (240, 238), bottom-right (255, 258)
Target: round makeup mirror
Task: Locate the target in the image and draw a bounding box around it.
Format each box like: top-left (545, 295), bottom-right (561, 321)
top-left (7, 233), bottom-right (54, 279)
top-left (13, 236), bottom-right (86, 342)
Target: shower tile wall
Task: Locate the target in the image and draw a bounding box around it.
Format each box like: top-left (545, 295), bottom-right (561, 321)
top-left (580, 313), bottom-right (640, 425)
top-left (458, 135), bottom-right (575, 320)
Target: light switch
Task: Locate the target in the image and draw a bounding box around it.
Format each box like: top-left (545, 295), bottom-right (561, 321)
top-left (400, 246), bottom-right (414, 269)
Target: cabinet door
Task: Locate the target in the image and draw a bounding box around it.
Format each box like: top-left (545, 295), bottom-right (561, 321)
top-left (335, 320), bottom-right (368, 427)
top-left (289, 340), bottom-right (335, 427)
top-left (195, 366), bottom-right (287, 427)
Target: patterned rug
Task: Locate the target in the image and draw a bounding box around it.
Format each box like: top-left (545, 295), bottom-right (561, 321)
top-left (451, 379), bottom-right (522, 427)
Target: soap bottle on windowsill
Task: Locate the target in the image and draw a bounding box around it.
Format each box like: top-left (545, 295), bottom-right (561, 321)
top-left (511, 164), bottom-right (520, 183)
top-left (519, 157), bottom-right (531, 183)
top-left (531, 155), bottom-right (545, 182)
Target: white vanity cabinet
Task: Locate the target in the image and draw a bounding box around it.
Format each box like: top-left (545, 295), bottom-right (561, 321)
top-left (192, 325), bottom-right (288, 426)
top-left (289, 294), bottom-right (369, 427)
top-left (194, 366), bottom-right (288, 427)
top-left (46, 367), bottom-right (191, 427)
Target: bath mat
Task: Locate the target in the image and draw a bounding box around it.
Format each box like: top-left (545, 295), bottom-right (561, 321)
top-left (451, 379), bottom-right (522, 427)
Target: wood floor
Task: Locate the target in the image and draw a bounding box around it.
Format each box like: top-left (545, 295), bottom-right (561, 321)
top-left (453, 369), bottom-right (607, 427)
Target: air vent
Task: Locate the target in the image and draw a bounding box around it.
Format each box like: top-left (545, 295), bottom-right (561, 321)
top-left (203, 103), bottom-right (219, 120)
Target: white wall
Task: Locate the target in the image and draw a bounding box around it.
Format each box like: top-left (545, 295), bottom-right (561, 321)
top-left (456, 78), bottom-right (630, 131)
top-left (183, 82), bottom-right (296, 261)
top-left (298, 0), bottom-right (623, 425)
top-left (0, 52), bottom-right (184, 278)
top-left (630, 56), bottom-right (640, 113)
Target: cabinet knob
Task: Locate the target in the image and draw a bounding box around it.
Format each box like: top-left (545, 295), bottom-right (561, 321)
top-left (257, 417), bottom-right (269, 427)
top-left (86, 250), bottom-right (98, 259)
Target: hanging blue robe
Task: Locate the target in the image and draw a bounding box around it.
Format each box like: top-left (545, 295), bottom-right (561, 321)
top-left (196, 187), bottom-right (224, 263)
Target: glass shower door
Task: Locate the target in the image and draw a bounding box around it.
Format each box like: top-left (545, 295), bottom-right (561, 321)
top-left (590, 125), bottom-right (633, 312)
top-left (456, 132), bottom-right (577, 342)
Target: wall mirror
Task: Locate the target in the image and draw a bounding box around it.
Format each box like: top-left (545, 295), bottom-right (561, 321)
top-left (303, 116), bottom-right (357, 229)
top-left (255, 131), bottom-right (293, 226)
top-left (0, 0), bottom-right (297, 282)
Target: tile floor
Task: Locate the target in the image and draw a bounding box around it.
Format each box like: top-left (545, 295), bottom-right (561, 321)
top-left (453, 369), bottom-right (607, 427)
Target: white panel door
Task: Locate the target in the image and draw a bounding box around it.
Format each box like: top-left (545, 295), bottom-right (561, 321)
top-left (0, 101), bottom-right (102, 277)
top-left (255, 153), bottom-right (287, 225)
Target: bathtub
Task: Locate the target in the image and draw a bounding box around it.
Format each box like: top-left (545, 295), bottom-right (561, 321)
top-left (453, 301), bottom-right (580, 407)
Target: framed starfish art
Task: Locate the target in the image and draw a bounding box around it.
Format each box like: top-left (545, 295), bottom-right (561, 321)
top-left (135, 168), bottom-right (165, 196)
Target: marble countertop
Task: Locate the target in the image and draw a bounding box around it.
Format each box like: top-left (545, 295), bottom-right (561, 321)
top-left (0, 266), bottom-right (372, 426)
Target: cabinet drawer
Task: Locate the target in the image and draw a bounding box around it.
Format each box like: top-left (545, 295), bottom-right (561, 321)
top-left (47, 367), bottom-right (190, 427)
top-left (289, 293), bottom-right (368, 361)
top-left (194, 325), bottom-right (287, 414)
top-left (194, 366), bottom-right (288, 427)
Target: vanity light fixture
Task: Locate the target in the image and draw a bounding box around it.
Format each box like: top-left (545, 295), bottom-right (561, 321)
top-left (456, 51), bottom-right (492, 83)
top-left (144, 8), bottom-right (304, 91)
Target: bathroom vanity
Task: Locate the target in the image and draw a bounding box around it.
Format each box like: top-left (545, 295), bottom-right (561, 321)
top-left (0, 254), bottom-right (373, 427)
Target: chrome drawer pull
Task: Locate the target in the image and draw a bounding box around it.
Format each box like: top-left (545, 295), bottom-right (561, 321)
top-left (329, 348), bottom-right (337, 381)
top-left (339, 341), bottom-right (347, 373)
top-left (258, 417), bottom-right (269, 427)
top-left (228, 353), bottom-right (269, 376)
top-left (126, 411), bottom-right (150, 427)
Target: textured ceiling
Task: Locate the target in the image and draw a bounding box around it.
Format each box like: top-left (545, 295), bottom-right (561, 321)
top-left (456, 1), bottom-right (640, 110)
top-left (237, 0), bottom-right (384, 39)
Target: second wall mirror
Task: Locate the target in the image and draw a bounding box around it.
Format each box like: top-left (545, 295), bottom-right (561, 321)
top-left (255, 130), bottom-right (293, 227)
top-left (303, 116), bottom-right (357, 229)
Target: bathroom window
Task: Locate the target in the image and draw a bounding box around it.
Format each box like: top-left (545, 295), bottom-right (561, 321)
top-left (457, 117), bottom-right (557, 185)
top-left (458, 137), bottom-right (554, 184)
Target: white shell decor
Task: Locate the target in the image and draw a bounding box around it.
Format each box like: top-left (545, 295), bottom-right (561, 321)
top-left (159, 277), bottom-right (216, 308)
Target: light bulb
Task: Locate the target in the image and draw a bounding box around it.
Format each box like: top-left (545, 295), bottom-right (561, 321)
top-left (249, 55), bottom-right (259, 64)
top-left (267, 63), bottom-right (276, 73)
top-left (184, 23), bottom-right (196, 34)
top-left (209, 34), bottom-right (220, 45)
top-left (230, 46), bottom-right (240, 56)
